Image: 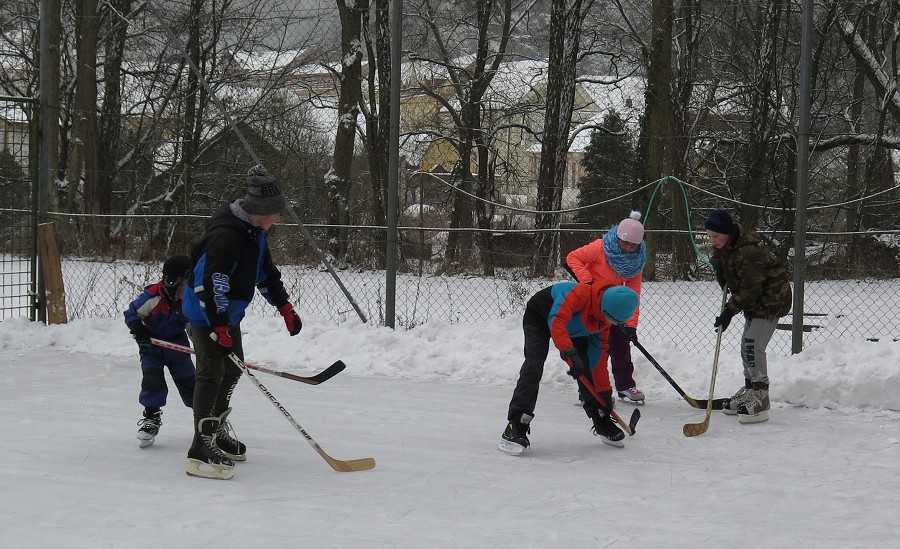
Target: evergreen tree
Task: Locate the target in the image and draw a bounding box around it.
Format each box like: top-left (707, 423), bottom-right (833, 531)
top-left (575, 110), bottom-right (636, 229)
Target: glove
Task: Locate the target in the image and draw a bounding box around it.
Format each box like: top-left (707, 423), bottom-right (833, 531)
top-left (130, 323), bottom-right (152, 349)
top-left (560, 347), bottom-right (587, 379)
top-left (597, 389), bottom-right (615, 414)
top-left (714, 308), bottom-right (736, 332)
top-left (278, 303), bottom-right (302, 336)
top-left (623, 325), bottom-right (637, 344)
top-left (210, 325), bottom-right (233, 351)
top-left (714, 266), bottom-right (727, 290)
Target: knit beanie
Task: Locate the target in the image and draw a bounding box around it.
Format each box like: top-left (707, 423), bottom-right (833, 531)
top-left (617, 211), bottom-right (645, 244)
top-left (162, 254), bottom-right (192, 293)
top-left (243, 165), bottom-right (286, 215)
top-left (705, 209), bottom-right (735, 235)
top-left (600, 286), bottom-right (639, 324)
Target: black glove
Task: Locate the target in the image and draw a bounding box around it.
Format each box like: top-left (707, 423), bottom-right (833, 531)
top-left (560, 347), bottom-right (587, 379)
top-left (714, 266), bottom-right (727, 290)
top-left (714, 308), bottom-right (736, 332)
top-left (130, 323), bottom-right (152, 349)
top-left (622, 325), bottom-right (637, 344)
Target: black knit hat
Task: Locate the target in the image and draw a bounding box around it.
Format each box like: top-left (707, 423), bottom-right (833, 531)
top-left (162, 255), bottom-right (191, 291)
top-left (243, 165), bottom-right (286, 215)
top-left (705, 209), bottom-right (735, 235)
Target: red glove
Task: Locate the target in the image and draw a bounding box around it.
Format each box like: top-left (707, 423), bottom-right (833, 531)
top-left (278, 303), bottom-right (302, 336)
top-left (211, 325), bottom-right (233, 350)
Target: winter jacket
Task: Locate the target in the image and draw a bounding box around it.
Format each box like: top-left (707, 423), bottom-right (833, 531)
top-left (534, 281), bottom-right (619, 393)
top-left (710, 224), bottom-right (792, 320)
top-left (123, 281), bottom-right (190, 344)
top-left (566, 240), bottom-right (642, 327)
top-left (182, 201), bottom-right (290, 327)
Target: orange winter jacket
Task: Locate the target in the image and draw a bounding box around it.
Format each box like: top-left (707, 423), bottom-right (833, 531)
top-left (566, 239), bottom-right (642, 328)
top-left (548, 282), bottom-right (618, 392)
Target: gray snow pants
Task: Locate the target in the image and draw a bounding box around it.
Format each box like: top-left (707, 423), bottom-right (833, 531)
top-left (741, 317), bottom-right (778, 387)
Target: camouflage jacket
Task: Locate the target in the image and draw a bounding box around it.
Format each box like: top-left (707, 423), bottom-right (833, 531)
top-left (710, 224), bottom-right (792, 319)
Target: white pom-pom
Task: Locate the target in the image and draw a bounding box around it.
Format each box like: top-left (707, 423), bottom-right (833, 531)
top-left (629, 210), bottom-right (642, 221)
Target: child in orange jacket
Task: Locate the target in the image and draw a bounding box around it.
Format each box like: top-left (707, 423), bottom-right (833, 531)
top-left (565, 211), bottom-right (646, 403)
top-left (499, 282), bottom-right (639, 455)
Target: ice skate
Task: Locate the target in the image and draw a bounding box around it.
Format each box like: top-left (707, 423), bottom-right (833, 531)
top-left (590, 409), bottom-right (625, 448)
top-left (722, 379), bottom-right (752, 415)
top-left (186, 415), bottom-right (236, 480)
top-left (498, 413), bottom-right (532, 455)
top-left (616, 387), bottom-right (645, 404)
top-left (136, 408), bottom-right (162, 448)
top-left (213, 408), bottom-right (247, 461)
top-left (737, 387), bottom-right (770, 424)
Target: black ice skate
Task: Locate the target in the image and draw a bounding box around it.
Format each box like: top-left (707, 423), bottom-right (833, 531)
top-left (136, 408), bottom-right (162, 448)
top-left (186, 415), bottom-right (235, 480)
top-left (498, 412), bottom-right (533, 456)
top-left (590, 409), bottom-right (625, 448)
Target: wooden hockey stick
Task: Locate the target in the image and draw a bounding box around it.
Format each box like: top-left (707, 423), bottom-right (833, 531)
top-left (683, 291), bottom-right (728, 437)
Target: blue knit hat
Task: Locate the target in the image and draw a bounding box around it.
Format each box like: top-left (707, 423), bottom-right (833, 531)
top-left (705, 209), bottom-right (735, 235)
top-left (601, 286), bottom-right (639, 324)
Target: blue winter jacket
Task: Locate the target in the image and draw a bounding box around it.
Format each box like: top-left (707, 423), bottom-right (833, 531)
top-left (123, 281), bottom-right (190, 344)
top-left (182, 201), bottom-right (290, 327)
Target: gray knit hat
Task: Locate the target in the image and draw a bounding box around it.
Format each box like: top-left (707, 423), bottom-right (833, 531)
top-left (243, 165), bottom-right (286, 215)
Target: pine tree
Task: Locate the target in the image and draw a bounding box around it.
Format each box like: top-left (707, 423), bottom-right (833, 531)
top-left (575, 110), bottom-right (636, 229)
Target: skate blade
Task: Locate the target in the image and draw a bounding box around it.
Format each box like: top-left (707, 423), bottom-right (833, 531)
top-left (738, 411), bottom-right (769, 425)
top-left (601, 437), bottom-right (625, 448)
top-left (186, 458), bottom-right (235, 480)
top-left (497, 440), bottom-right (526, 456)
top-left (137, 433), bottom-right (155, 448)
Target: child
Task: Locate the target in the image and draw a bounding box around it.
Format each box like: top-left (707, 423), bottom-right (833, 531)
top-left (705, 209), bottom-right (792, 424)
top-left (566, 210), bottom-right (647, 403)
top-left (499, 281), bottom-right (639, 455)
top-left (123, 254), bottom-right (195, 447)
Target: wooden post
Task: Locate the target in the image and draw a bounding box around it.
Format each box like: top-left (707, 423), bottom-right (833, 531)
top-left (37, 222), bottom-right (68, 324)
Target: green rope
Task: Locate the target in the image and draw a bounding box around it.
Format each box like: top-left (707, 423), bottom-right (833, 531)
top-left (641, 175), bottom-right (713, 269)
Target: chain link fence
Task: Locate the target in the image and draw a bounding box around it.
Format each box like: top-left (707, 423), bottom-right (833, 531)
top-left (25, 210), bottom-right (900, 357)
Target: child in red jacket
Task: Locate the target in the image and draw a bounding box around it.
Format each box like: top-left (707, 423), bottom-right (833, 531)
top-left (123, 255), bottom-right (194, 448)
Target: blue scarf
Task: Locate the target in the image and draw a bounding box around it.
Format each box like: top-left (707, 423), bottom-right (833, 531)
top-left (603, 226), bottom-right (647, 279)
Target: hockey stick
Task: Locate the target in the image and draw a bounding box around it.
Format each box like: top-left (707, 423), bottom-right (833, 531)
top-left (682, 290), bottom-right (727, 437)
top-left (151, 338), bottom-right (345, 385)
top-left (626, 329), bottom-right (728, 410)
top-left (227, 353), bottom-right (376, 472)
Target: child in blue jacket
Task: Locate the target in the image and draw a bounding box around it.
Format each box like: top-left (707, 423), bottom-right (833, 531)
top-left (123, 255), bottom-right (194, 448)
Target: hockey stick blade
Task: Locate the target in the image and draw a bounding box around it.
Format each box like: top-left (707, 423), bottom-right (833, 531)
top-left (628, 408), bottom-right (641, 434)
top-left (683, 409), bottom-right (712, 437)
top-left (150, 338), bottom-right (344, 385)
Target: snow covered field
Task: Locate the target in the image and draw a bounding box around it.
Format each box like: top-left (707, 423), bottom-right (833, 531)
top-left (2, 312), bottom-right (899, 548)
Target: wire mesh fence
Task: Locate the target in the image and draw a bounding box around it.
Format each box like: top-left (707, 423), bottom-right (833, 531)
top-left (15, 210), bottom-right (898, 357)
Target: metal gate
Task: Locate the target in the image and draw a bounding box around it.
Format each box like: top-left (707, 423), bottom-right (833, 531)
top-left (0, 96), bottom-right (38, 321)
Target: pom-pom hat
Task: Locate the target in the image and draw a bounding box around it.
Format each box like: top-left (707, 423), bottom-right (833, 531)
top-left (617, 211), bottom-right (644, 244)
top-left (600, 286), bottom-right (639, 324)
top-left (243, 165), bottom-right (286, 215)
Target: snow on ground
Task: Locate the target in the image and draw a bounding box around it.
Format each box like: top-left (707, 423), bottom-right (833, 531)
top-left (2, 314), bottom-right (900, 547)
